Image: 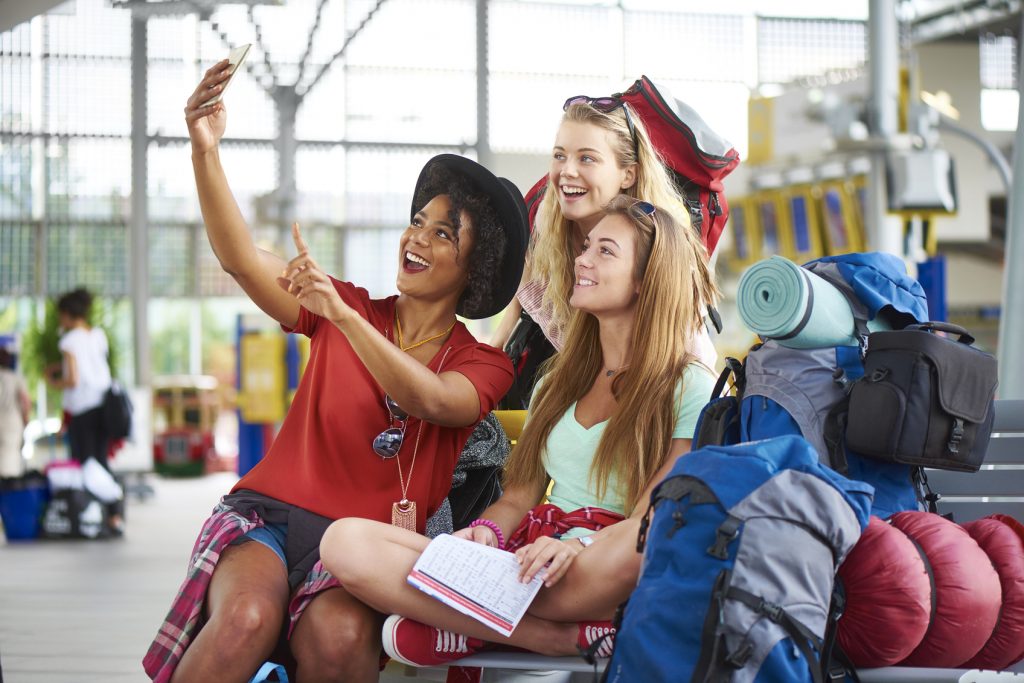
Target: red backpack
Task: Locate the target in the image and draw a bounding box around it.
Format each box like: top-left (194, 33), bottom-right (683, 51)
top-left (525, 75), bottom-right (741, 257)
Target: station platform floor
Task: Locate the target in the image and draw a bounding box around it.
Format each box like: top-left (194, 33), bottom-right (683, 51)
top-left (1, 472), bottom-right (237, 682)
top-left (0, 472), bottom-right (458, 683)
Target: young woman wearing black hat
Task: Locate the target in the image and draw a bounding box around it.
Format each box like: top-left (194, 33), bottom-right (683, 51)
top-left (145, 60), bottom-right (528, 683)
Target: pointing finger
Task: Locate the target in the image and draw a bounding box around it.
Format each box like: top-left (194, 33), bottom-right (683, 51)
top-left (292, 221), bottom-right (309, 255)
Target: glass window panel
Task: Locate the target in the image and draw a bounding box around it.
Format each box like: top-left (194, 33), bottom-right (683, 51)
top-left (147, 16), bottom-right (198, 62)
top-left (295, 65), bottom-right (346, 140)
top-left (149, 143), bottom-right (199, 222)
top-left (149, 58), bottom-right (200, 138)
top-left (489, 74), bottom-right (609, 153)
top-left (344, 68), bottom-right (476, 144)
top-left (346, 147), bottom-right (467, 227)
top-left (46, 138), bottom-right (131, 219)
top-left (1, 56), bottom-right (34, 133)
top-left (296, 146), bottom-right (346, 223)
top-left (45, 222), bottom-right (128, 296)
top-left (624, 12), bottom-right (748, 83)
top-left (980, 34), bottom-right (1016, 90)
top-left (345, 0), bottom-right (475, 70)
top-left (149, 223), bottom-right (193, 298)
top-left (0, 222), bottom-right (36, 295)
top-left (345, 228), bottom-right (403, 298)
top-left (45, 0), bottom-right (131, 59)
top-left (0, 138), bottom-right (35, 219)
top-left (758, 17), bottom-right (866, 85)
top-left (981, 89), bottom-right (1019, 132)
top-left (489, 2), bottom-right (618, 75)
top-left (216, 145), bottom-right (277, 225)
top-left (46, 58), bottom-right (132, 135)
top-left (305, 224), bottom-right (343, 277)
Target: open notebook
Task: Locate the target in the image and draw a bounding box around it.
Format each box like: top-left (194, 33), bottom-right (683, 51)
top-left (407, 534), bottom-right (545, 637)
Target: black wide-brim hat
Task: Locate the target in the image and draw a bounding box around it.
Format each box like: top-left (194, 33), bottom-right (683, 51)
top-left (411, 154), bottom-right (529, 320)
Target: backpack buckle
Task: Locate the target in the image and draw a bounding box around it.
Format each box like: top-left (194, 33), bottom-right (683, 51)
top-left (724, 641), bottom-right (753, 668)
top-left (947, 418), bottom-right (964, 454)
top-left (707, 516), bottom-right (741, 560)
top-left (758, 598), bottom-right (784, 623)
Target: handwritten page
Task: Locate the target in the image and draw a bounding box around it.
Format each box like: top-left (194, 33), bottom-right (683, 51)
top-left (407, 534), bottom-right (544, 637)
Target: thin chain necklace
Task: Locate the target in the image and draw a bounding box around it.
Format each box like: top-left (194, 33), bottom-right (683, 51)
top-left (391, 346), bottom-right (452, 531)
top-left (395, 312), bottom-right (456, 352)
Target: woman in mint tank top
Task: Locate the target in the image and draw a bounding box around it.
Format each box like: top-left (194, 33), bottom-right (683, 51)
top-left (321, 195), bottom-right (719, 667)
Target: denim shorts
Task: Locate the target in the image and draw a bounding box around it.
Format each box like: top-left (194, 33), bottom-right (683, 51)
top-left (231, 522), bottom-right (288, 567)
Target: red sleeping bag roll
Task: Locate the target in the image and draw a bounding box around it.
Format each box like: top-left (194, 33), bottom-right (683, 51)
top-left (836, 516), bottom-right (932, 666)
top-left (960, 514), bottom-right (1024, 670)
top-left (892, 511), bottom-right (1002, 667)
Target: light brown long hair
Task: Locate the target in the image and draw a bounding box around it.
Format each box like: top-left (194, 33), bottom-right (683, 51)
top-left (504, 196), bottom-right (719, 512)
top-left (526, 102), bottom-right (695, 343)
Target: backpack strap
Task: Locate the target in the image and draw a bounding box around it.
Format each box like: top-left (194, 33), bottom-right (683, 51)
top-left (823, 399), bottom-right (851, 477)
top-left (819, 579), bottom-right (861, 683)
top-left (693, 570), bottom-right (826, 683)
top-left (724, 586), bottom-right (825, 683)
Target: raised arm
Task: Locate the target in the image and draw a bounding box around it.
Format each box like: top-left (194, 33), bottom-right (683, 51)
top-left (184, 61), bottom-right (300, 329)
top-left (280, 223), bottom-right (489, 427)
top-left (489, 296), bottom-right (522, 349)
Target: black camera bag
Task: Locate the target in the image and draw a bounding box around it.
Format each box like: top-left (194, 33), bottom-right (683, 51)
top-left (843, 322), bottom-right (997, 472)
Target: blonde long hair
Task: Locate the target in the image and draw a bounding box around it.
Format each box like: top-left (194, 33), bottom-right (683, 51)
top-left (504, 197), bottom-right (719, 512)
top-left (526, 102), bottom-right (697, 342)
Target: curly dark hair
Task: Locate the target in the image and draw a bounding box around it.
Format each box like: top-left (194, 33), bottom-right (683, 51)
top-left (56, 287), bottom-right (94, 320)
top-left (412, 163), bottom-right (507, 317)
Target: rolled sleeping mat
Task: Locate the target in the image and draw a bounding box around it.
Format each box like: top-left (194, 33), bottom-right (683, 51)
top-left (737, 256), bottom-right (886, 349)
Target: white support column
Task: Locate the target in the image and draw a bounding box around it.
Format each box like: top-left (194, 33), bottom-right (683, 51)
top-left (997, 15), bottom-right (1024, 398)
top-left (476, 0), bottom-right (491, 169)
top-left (866, 0), bottom-right (904, 256)
top-left (130, 16), bottom-right (150, 388)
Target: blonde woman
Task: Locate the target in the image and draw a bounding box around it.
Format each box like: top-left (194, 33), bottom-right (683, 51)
top-left (493, 98), bottom-right (717, 406)
top-left (320, 195), bottom-right (718, 666)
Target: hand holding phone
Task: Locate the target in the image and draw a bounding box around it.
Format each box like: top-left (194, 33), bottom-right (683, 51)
top-left (202, 44), bottom-right (251, 108)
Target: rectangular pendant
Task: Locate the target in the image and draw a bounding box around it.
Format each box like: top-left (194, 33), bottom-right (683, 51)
top-left (391, 499), bottom-right (417, 531)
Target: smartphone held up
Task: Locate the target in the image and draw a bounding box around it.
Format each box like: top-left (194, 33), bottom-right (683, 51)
top-left (202, 44), bottom-right (251, 108)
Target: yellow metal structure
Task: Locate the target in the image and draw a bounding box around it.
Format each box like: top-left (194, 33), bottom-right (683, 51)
top-left (239, 333), bottom-right (287, 423)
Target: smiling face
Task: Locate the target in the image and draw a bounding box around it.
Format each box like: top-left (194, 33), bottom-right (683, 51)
top-left (569, 213), bottom-right (640, 319)
top-left (550, 120), bottom-right (637, 235)
top-left (397, 194), bottom-right (473, 304)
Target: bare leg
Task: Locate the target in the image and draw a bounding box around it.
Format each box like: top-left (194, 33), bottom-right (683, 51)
top-left (321, 518), bottom-right (612, 656)
top-left (290, 586), bottom-right (386, 683)
top-left (527, 517), bottom-right (643, 621)
top-left (171, 541), bottom-right (290, 683)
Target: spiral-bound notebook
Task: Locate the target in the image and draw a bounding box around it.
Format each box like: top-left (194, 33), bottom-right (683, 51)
top-left (407, 534), bottom-right (545, 637)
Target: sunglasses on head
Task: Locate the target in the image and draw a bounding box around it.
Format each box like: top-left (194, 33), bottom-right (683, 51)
top-left (562, 95), bottom-right (639, 157)
top-left (372, 395), bottom-right (410, 459)
top-left (632, 200), bottom-right (656, 217)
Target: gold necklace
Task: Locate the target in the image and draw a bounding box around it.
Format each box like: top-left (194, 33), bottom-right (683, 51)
top-left (395, 313), bottom-right (456, 352)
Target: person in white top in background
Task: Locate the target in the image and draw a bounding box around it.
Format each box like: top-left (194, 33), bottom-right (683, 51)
top-left (47, 288), bottom-right (113, 470)
top-left (0, 346), bottom-right (31, 477)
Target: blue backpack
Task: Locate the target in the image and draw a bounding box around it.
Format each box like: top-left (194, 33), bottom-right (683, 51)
top-left (694, 252), bottom-right (930, 518)
top-left (604, 435), bottom-right (873, 683)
